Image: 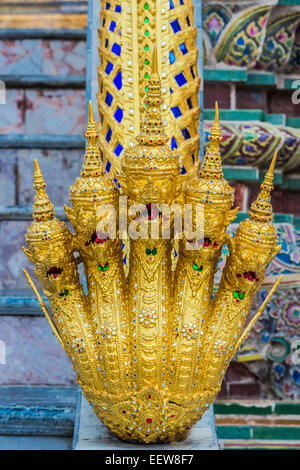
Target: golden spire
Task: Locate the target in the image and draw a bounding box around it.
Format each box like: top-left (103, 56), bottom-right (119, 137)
top-left (248, 150), bottom-right (277, 223)
top-left (199, 101), bottom-right (223, 180)
top-left (32, 160), bottom-right (55, 222)
top-left (80, 100), bottom-right (104, 178)
top-left (136, 46), bottom-right (168, 146)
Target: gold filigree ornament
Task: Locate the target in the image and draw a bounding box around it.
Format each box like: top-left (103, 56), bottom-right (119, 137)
top-left (23, 49), bottom-right (282, 444)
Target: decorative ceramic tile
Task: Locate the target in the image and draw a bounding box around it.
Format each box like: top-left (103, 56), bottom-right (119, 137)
top-left (203, 2), bottom-right (269, 67)
top-left (245, 286), bottom-right (300, 400)
top-left (285, 26), bottom-right (300, 74)
top-left (204, 122), bottom-right (243, 162)
top-left (277, 126), bottom-right (300, 171)
top-left (203, 3), bottom-right (232, 48)
top-left (226, 122), bottom-right (283, 167)
top-left (214, 224), bottom-right (300, 400)
top-left (214, 4), bottom-right (270, 68)
top-left (257, 13), bottom-right (300, 72)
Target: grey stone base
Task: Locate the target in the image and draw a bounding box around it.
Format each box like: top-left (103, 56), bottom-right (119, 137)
top-left (74, 395), bottom-right (219, 450)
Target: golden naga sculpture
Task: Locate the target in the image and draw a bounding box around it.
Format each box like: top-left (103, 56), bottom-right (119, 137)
top-left (23, 49), bottom-right (282, 444)
top-left (97, 0), bottom-right (200, 174)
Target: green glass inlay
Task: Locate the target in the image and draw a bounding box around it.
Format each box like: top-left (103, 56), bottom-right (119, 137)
top-left (192, 263), bottom-right (203, 272)
top-left (144, 72), bottom-right (149, 79)
top-left (146, 248), bottom-right (157, 256)
top-left (144, 2), bottom-right (149, 9)
top-left (59, 289), bottom-right (69, 297)
top-left (98, 263), bottom-right (109, 272)
top-left (144, 17), bottom-right (149, 23)
top-left (144, 59), bottom-right (150, 65)
top-left (145, 86), bottom-right (149, 92)
top-left (144, 45), bottom-right (150, 51)
top-left (233, 290), bottom-right (245, 300)
top-left (145, 30), bottom-right (150, 37)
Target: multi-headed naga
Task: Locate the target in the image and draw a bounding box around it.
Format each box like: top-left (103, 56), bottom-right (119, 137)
top-left (23, 51), bottom-right (282, 444)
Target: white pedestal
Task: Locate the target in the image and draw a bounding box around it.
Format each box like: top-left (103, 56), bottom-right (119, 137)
top-left (74, 394), bottom-right (219, 450)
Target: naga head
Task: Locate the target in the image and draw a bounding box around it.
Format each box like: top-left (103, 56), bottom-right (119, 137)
top-left (23, 161), bottom-right (77, 297)
top-left (182, 102), bottom-right (237, 259)
top-left (120, 47), bottom-right (182, 238)
top-left (66, 101), bottom-right (121, 264)
top-left (224, 151), bottom-right (281, 300)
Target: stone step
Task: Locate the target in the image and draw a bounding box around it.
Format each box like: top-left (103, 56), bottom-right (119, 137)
top-left (0, 386), bottom-right (76, 437)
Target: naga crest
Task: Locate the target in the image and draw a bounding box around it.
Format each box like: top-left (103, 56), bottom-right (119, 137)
top-left (23, 49), bottom-right (282, 444)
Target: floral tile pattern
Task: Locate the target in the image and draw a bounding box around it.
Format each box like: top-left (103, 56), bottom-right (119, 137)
top-left (212, 223), bottom-right (300, 400)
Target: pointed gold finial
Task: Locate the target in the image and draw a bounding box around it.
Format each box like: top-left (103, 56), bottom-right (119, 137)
top-left (80, 100), bottom-right (104, 177)
top-left (88, 99), bottom-right (94, 121)
top-left (215, 100), bottom-right (219, 122)
top-left (32, 160), bottom-right (55, 222)
top-left (248, 150), bottom-right (278, 223)
top-left (136, 45), bottom-right (168, 146)
top-left (151, 45), bottom-right (158, 76)
top-left (209, 101), bottom-right (222, 146)
top-left (199, 101), bottom-right (223, 179)
top-left (85, 100), bottom-right (98, 141)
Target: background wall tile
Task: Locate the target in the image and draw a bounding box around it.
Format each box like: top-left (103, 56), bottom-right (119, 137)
top-left (204, 83), bottom-right (231, 109)
top-left (0, 316), bottom-right (75, 385)
top-left (18, 148), bottom-right (83, 207)
top-left (0, 39), bottom-right (86, 76)
top-left (0, 221), bottom-right (34, 291)
top-left (236, 87), bottom-right (267, 111)
top-left (23, 89), bottom-right (85, 135)
top-left (0, 149), bottom-right (16, 205)
top-left (0, 89), bottom-right (25, 134)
